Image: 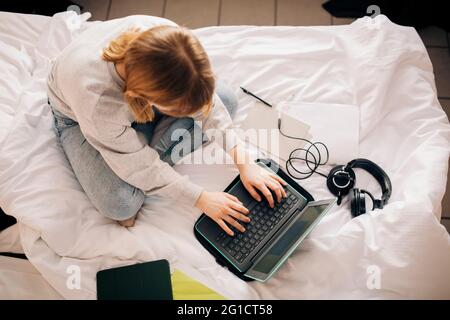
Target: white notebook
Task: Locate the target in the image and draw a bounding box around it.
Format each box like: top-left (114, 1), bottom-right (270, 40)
top-left (239, 101), bottom-right (359, 164)
top-left (278, 101), bottom-right (359, 164)
top-left (238, 104), bottom-right (311, 162)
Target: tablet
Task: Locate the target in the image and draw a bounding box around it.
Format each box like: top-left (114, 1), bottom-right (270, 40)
top-left (96, 259), bottom-right (173, 300)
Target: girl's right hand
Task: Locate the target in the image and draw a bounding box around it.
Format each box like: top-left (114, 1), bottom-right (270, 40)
top-left (195, 191), bottom-right (250, 236)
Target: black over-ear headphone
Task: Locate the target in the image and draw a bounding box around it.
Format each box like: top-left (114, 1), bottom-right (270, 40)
top-left (326, 158), bottom-right (392, 217)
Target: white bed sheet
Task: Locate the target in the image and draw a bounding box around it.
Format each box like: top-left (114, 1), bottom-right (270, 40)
top-left (0, 224), bottom-right (23, 254)
top-left (0, 224), bottom-right (63, 299)
top-left (0, 254), bottom-right (62, 300)
top-left (0, 11), bottom-right (449, 299)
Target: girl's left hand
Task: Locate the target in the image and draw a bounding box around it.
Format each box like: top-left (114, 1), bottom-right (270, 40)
top-left (239, 163), bottom-right (287, 208)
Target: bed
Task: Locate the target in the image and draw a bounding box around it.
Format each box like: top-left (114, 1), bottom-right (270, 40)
top-left (0, 11), bottom-right (449, 299)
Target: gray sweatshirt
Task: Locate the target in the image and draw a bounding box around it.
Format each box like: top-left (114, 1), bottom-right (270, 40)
top-left (47, 18), bottom-right (238, 206)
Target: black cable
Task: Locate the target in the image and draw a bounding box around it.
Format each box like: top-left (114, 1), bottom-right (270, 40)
top-left (277, 118), bottom-right (330, 180)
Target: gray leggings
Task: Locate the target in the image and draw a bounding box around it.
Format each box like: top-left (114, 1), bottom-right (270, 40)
top-left (51, 81), bottom-right (237, 221)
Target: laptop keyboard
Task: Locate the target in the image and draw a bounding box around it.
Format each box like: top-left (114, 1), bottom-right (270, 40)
top-left (215, 189), bottom-right (300, 263)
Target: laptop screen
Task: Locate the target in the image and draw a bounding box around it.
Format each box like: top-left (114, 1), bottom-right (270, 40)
top-left (245, 200), bottom-right (335, 281)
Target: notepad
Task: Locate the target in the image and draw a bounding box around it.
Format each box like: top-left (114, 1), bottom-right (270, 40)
top-left (278, 101), bottom-right (359, 164)
top-left (239, 104), bottom-right (311, 161)
top-left (171, 269), bottom-right (226, 300)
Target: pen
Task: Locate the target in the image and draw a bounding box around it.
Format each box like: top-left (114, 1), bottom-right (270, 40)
top-left (240, 86), bottom-right (273, 108)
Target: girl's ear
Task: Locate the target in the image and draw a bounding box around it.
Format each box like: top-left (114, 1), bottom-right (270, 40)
top-left (124, 90), bottom-right (155, 123)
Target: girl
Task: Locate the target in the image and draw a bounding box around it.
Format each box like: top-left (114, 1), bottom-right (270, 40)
top-left (47, 20), bottom-right (286, 236)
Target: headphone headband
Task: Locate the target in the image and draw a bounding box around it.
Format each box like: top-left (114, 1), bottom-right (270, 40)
top-left (347, 158), bottom-right (392, 205)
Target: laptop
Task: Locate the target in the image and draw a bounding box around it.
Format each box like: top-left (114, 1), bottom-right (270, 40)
top-left (195, 162), bottom-right (336, 282)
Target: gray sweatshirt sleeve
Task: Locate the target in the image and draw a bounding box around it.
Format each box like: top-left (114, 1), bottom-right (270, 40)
top-left (82, 106), bottom-right (204, 207)
top-left (198, 94), bottom-right (241, 152)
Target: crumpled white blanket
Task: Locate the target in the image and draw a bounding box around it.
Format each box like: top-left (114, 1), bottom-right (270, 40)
top-left (0, 11), bottom-right (449, 299)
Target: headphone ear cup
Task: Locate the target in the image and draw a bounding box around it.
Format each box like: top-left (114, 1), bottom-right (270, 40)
top-left (349, 189), bottom-right (357, 217)
top-left (359, 191), bottom-right (366, 216)
top-left (350, 188), bottom-right (366, 217)
top-left (327, 165), bottom-right (356, 198)
top-left (327, 166), bottom-right (344, 197)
